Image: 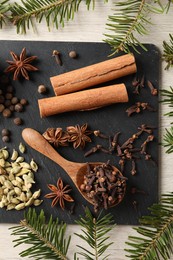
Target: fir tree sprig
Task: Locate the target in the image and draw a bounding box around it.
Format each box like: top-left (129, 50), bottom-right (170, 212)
top-left (163, 34), bottom-right (173, 70)
top-left (163, 127), bottom-right (173, 154)
top-left (0, 0), bottom-right (11, 28)
top-left (104, 0), bottom-right (168, 54)
top-left (74, 207), bottom-right (114, 260)
top-left (10, 0), bottom-right (96, 34)
top-left (10, 208), bottom-right (71, 260)
top-left (125, 192), bottom-right (173, 260)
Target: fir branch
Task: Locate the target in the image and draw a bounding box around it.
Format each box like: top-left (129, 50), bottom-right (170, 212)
top-left (10, 0), bottom-right (96, 34)
top-left (10, 208), bottom-right (71, 260)
top-left (125, 193), bottom-right (173, 260)
top-left (163, 127), bottom-right (173, 154)
top-left (104, 0), bottom-right (166, 54)
top-left (163, 34), bottom-right (173, 70)
top-left (75, 207), bottom-right (115, 260)
top-left (0, 0), bottom-right (10, 28)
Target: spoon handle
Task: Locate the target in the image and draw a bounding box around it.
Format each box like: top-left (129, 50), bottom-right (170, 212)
top-left (22, 128), bottom-right (77, 173)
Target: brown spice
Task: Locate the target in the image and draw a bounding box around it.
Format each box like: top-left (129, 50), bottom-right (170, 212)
top-left (20, 98), bottom-right (28, 105)
top-left (2, 129), bottom-right (10, 136)
top-left (14, 103), bottom-right (23, 112)
top-left (44, 177), bottom-right (74, 209)
top-left (0, 104), bottom-right (5, 112)
top-left (2, 135), bottom-right (10, 142)
top-left (69, 51), bottom-right (77, 59)
top-left (38, 84), bottom-right (47, 94)
top-left (14, 117), bottom-right (23, 125)
top-left (67, 123), bottom-right (92, 149)
top-left (2, 108), bottom-right (11, 118)
top-left (11, 97), bottom-right (18, 105)
top-left (43, 128), bottom-right (69, 147)
top-left (4, 47), bottom-right (38, 80)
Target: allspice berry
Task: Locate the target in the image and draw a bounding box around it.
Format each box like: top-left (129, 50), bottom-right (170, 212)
top-left (14, 117), bottom-right (23, 125)
top-left (0, 104), bottom-right (5, 112)
top-left (2, 135), bottom-right (10, 142)
top-left (14, 103), bottom-right (23, 112)
top-left (38, 84), bottom-right (47, 94)
top-left (20, 98), bottom-right (28, 105)
top-left (2, 128), bottom-right (10, 136)
top-left (69, 51), bottom-right (77, 59)
top-left (11, 97), bottom-right (18, 105)
top-left (2, 108), bottom-right (11, 118)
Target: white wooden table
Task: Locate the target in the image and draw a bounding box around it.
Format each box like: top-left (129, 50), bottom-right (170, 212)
top-left (0, 1), bottom-right (173, 259)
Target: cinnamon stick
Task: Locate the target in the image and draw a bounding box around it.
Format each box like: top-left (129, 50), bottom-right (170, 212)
top-left (50, 53), bottom-right (137, 96)
top-left (38, 83), bottom-right (128, 117)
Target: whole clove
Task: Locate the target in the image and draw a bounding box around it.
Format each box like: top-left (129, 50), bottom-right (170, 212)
top-left (147, 80), bottom-right (158, 96)
top-left (141, 135), bottom-right (154, 154)
top-left (84, 144), bottom-right (111, 157)
top-left (126, 102), bottom-right (156, 116)
top-left (94, 130), bottom-right (108, 139)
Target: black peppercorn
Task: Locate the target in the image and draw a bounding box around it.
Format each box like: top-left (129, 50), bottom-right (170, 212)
top-left (2, 128), bottom-right (10, 136)
top-left (38, 84), bottom-right (47, 94)
top-left (14, 117), bottom-right (23, 125)
top-left (0, 104), bottom-right (5, 112)
top-left (14, 103), bottom-right (23, 112)
top-left (2, 135), bottom-right (10, 142)
top-left (2, 108), bottom-right (11, 118)
top-left (69, 51), bottom-right (77, 59)
top-left (11, 97), bottom-right (19, 105)
top-left (20, 98), bottom-right (28, 105)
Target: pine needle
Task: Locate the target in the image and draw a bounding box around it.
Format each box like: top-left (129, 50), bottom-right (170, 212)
top-left (163, 34), bottom-right (173, 70)
top-left (0, 0), bottom-right (10, 28)
top-left (10, 0), bottom-right (96, 34)
top-left (104, 0), bottom-right (167, 55)
top-left (125, 193), bottom-right (173, 260)
top-left (10, 208), bottom-right (71, 260)
top-left (75, 207), bottom-right (115, 260)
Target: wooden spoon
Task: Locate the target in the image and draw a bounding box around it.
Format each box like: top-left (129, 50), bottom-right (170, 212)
top-left (22, 128), bottom-right (125, 206)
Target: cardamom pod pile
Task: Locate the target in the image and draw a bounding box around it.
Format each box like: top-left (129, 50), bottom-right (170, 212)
top-left (0, 145), bottom-right (42, 211)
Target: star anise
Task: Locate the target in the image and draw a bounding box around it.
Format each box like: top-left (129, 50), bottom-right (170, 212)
top-left (42, 128), bottom-right (69, 147)
top-left (67, 123), bottom-right (92, 149)
top-left (44, 178), bottom-right (74, 209)
top-left (4, 47), bottom-right (38, 80)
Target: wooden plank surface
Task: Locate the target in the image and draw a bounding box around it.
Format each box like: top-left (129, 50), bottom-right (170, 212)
top-left (0, 0), bottom-right (173, 259)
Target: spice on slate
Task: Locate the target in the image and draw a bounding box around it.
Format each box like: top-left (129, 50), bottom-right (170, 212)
top-left (14, 103), bottom-right (23, 112)
top-left (93, 130), bottom-right (108, 139)
top-left (38, 84), bottom-right (47, 94)
top-left (52, 50), bottom-right (62, 66)
top-left (2, 108), bottom-right (11, 118)
top-left (69, 51), bottom-right (77, 59)
top-left (80, 162), bottom-right (127, 212)
top-left (84, 144), bottom-right (111, 157)
top-left (141, 135), bottom-right (154, 155)
top-left (67, 123), bottom-right (92, 149)
top-left (147, 80), bottom-right (158, 96)
top-left (2, 128), bottom-right (10, 136)
top-left (20, 98), bottom-right (28, 105)
top-left (126, 102), bottom-right (156, 116)
top-left (42, 128), bottom-right (69, 147)
top-left (14, 117), bottom-right (23, 125)
top-left (44, 177), bottom-right (74, 210)
top-left (4, 47), bottom-right (38, 80)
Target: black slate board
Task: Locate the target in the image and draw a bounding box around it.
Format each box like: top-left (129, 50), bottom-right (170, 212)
top-left (0, 41), bottom-right (159, 224)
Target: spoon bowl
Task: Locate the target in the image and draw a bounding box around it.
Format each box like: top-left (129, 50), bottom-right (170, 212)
top-left (22, 128), bottom-right (126, 207)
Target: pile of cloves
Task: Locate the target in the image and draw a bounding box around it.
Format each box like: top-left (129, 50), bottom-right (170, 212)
top-left (80, 162), bottom-right (127, 212)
